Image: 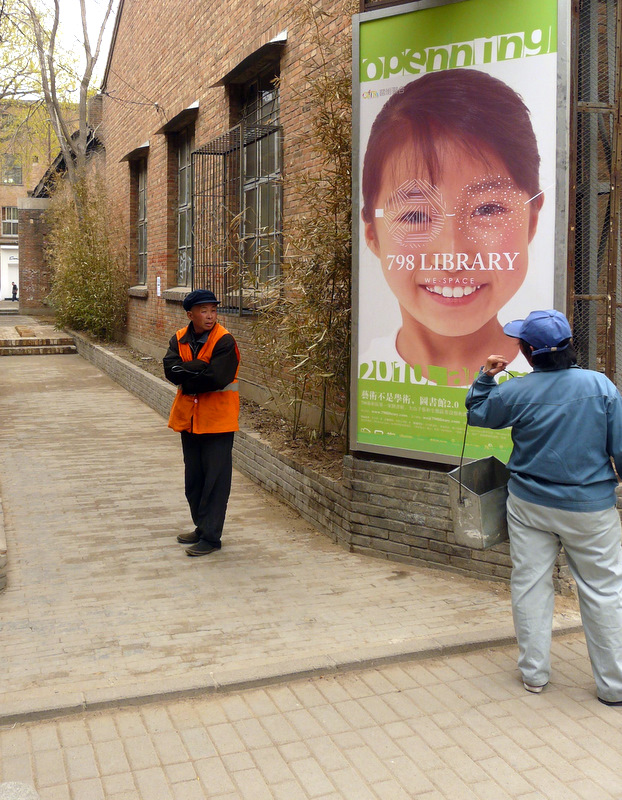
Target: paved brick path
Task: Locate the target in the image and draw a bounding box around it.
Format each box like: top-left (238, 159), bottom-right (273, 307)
top-left (2, 350), bottom-right (613, 799)
top-left (2, 634), bottom-right (622, 799)
top-left (1, 354), bottom-right (583, 721)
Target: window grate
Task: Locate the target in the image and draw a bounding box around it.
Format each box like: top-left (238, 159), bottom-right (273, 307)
top-left (177, 131), bottom-right (194, 287)
top-left (137, 161), bottom-right (147, 285)
top-left (192, 122), bottom-right (282, 313)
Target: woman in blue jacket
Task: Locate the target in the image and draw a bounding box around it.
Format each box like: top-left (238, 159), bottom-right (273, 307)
top-left (466, 309), bottom-right (622, 705)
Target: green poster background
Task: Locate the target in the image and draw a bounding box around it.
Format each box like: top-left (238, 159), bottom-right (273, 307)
top-left (357, 373), bottom-right (517, 462)
top-left (354, 0), bottom-right (558, 464)
top-left (360, 0), bottom-right (557, 79)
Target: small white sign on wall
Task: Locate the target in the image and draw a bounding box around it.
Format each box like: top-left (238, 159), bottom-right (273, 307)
top-left (156, 276), bottom-right (161, 297)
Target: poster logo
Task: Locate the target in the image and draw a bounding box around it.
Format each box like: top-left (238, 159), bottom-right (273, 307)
top-left (361, 28), bottom-right (554, 81)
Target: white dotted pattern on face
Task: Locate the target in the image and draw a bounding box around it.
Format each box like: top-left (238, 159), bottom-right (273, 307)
top-left (456, 177), bottom-right (525, 248)
top-left (380, 175), bottom-right (527, 249)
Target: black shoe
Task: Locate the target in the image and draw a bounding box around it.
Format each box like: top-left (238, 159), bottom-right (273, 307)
top-left (186, 541), bottom-right (218, 557)
top-left (598, 697), bottom-right (622, 706)
top-left (177, 529), bottom-right (200, 544)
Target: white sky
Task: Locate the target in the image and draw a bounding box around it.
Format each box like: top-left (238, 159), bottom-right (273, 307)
top-left (44, 0), bottom-right (119, 87)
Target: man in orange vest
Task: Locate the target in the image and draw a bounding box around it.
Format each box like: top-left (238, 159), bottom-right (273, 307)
top-left (163, 289), bottom-right (240, 556)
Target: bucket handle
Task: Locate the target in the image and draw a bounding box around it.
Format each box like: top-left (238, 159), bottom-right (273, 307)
top-left (459, 368), bottom-right (516, 505)
top-left (458, 418), bottom-right (469, 506)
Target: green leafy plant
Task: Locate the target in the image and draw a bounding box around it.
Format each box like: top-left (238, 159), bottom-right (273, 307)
top-left (46, 171), bottom-right (128, 340)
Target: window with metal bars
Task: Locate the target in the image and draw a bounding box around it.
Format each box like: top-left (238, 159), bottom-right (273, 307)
top-left (137, 160), bottom-right (147, 285)
top-left (192, 71), bottom-right (281, 312)
top-left (177, 128), bottom-right (194, 287)
top-left (240, 74), bottom-right (281, 295)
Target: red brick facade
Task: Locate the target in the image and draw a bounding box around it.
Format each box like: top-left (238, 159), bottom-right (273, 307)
top-left (1, 102), bottom-right (48, 304)
top-left (99, 0), bottom-right (352, 402)
top-left (17, 200), bottom-right (53, 313)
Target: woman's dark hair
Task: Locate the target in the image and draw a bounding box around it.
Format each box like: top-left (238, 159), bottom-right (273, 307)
top-left (520, 338), bottom-right (577, 370)
top-left (362, 69), bottom-right (541, 224)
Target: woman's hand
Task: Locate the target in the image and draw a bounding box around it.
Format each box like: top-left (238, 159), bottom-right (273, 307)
top-left (483, 355), bottom-right (509, 377)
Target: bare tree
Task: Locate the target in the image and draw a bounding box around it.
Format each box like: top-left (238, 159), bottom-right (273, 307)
top-left (20, 0), bottom-right (115, 193)
top-left (0, 0), bottom-right (39, 102)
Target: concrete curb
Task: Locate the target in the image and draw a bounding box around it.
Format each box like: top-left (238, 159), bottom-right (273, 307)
top-left (0, 621), bottom-right (584, 726)
top-left (0, 497), bottom-right (7, 594)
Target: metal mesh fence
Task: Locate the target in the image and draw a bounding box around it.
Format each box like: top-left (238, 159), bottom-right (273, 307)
top-left (573, 0), bottom-right (621, 382)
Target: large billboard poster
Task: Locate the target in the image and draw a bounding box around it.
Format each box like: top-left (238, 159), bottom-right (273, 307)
top-left (352, 0), bottom-right (559, 464)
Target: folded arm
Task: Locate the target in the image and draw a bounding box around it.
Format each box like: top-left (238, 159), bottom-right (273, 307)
top-left (163, 334), bottom-right (239, 394)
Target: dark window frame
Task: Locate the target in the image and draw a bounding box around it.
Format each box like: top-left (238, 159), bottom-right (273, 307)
top-left (1, 206), bottom-right (18, 236)
top-left (177, 128), bottom-right (194, 287)
top-left (137, 159), bottom-right (148, 285)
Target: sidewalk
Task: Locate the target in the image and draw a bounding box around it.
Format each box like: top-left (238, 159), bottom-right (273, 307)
top-left (0, 352), bottom-right (582, 721)
top-left (2, 634), bottom-right (622, 799)
top-left (3, 350), bottom-right (614, 799)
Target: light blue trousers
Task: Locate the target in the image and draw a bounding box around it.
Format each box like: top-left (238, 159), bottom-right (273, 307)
top-left (507, 492), bottom-right (622, 701)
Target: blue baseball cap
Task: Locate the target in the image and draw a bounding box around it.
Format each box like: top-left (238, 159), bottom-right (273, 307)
top-left (182, 289), bottom-right (220, 311)
top-left (503, 310), bottom-right (572, 356)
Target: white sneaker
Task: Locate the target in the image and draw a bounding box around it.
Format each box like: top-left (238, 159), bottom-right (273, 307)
top-left (523, 682), bottom-right (547, 694)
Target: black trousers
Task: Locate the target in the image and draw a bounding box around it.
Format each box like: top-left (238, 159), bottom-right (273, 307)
top-left (180, 430), bottom-right (234, 547)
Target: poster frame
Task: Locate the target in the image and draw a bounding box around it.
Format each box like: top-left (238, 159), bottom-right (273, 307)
top-left (349, 0), bottom-right (571, 466)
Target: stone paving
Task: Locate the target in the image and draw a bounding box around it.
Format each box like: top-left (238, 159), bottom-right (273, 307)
top-left (2, 634), bottom-right (622, 799)
top-left (1, 347), bottom-right (615, 799)
top-left (1, 354), bottom-right (584, 723)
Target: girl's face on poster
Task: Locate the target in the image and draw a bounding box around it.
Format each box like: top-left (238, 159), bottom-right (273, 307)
top-left (364, 139), bottom-right (540, 339)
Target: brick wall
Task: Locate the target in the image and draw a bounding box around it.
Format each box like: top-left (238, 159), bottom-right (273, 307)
top-left (17, 198), bottom-right (53, 314)
top-left (72, 331), bottom-right (575, 595)
top-left (99, 0), bottom-right (352, 399)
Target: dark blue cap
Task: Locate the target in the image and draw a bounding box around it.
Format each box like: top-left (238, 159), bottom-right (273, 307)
top-left (503, 309), bottom-right (572, 356)
top-left (182, 289), bottom-right (220, 311)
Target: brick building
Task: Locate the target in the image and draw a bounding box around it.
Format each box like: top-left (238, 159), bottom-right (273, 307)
top-left (97, 0), bottom-right (351, 410)
top-left (0, 102), bottom-right (49, 302)
top-left (18, 0), bottom-right (620, 584)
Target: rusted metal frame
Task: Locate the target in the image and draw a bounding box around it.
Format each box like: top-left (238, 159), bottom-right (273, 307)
top-left (580, 101), bottom-right (616, 111)
top-left (571, 0), bottom-right (617, 372)
top-left (567, 0), bottom-right (580, 325)
top-left (605, 0), bottom-right (622, 379)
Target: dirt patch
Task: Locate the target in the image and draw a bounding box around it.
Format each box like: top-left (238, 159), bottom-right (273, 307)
top-left (95, 339), bottom-right (347, 480)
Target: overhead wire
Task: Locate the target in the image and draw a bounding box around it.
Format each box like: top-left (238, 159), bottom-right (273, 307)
top-left (104, 66), bottom-right (165, 115)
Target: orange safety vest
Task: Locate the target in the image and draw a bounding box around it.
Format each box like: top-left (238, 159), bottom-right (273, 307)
top-left (167, 322), bottom-right (240, 434)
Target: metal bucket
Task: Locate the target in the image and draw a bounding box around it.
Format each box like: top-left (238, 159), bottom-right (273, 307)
top-left (447, 456), bottom-right (510, 550)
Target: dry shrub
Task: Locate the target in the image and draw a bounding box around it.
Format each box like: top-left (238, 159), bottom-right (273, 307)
top-left (46, 171), bottom-right (128, 340)
top-left (254, 0), bottom-right (354, 444)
